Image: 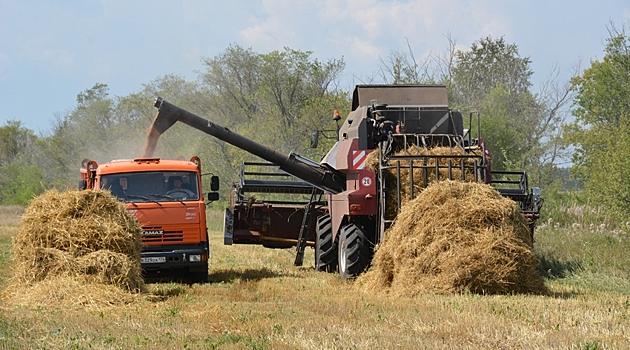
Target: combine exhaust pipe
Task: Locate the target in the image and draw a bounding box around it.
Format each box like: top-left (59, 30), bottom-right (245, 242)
top-left (148, 97), bottom-right (346, 194)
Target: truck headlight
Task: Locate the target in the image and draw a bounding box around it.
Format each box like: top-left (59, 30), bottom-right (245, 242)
top-left (189, 254), bottom-right (201, 262)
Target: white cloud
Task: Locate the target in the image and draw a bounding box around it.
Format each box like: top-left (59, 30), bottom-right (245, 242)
top-left (239, 20), bottom-right (300, 51)
top-left (350, 37), bottom-right (380, 60)
top-left (2, 0), bottom-right (629, 132)
top-left (238, 0), bottom-right (314, 51)
top-left (467, 2), bottom-right (510, 41)
top-left (16, 34), bottom-right (77, 72)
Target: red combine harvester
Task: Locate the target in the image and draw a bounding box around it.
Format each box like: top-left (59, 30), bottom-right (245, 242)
top-left (150, 85), bottom-right (542, 279)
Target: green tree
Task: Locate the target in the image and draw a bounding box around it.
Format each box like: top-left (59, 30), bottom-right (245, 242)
top-left (36, 84), bottom-right (118, 188)
top-left (0, 120), bottom-right (43, 204)
top-left (564, 25), bottom-right (630, 220)
top-left (0, 161), bottom-right (43, 205)
top-left (0, 120), bottom-right (37, 166)
top-left (452, 37), bottom-right (533, 106)
top-left (377, 36), bottom-right (572, 186)
top-left (450, 36), bottom-right (572, 188)
top-left (200, 45), bottom-right (348, 174)
top-left (27, 46), bottom-right (348, 199)
top-left (451, 36), bottom-right (537, 170)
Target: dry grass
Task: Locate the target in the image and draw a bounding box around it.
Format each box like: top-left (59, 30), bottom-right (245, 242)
top-left (0, 205), bottom-right (24, 227)
top-left (359, 181), bottom-right (545, 296)
top-left (0, 206), bottom-right (628, 349)
top-left (4, 190), bottom-right (144, 309)
top-left (366, 145), bottom-right (479, 219)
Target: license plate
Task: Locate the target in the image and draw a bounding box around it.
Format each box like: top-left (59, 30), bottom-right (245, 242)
top-left (141, 256), bottom-right (166, 264)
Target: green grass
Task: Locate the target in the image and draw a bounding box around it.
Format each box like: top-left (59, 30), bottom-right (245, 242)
top-left (535, 223), bottom-right (630, 294)
top-left (206, 207), bottom-right (225, 233)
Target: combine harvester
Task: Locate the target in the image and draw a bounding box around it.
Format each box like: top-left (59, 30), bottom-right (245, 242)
top-left (149, 85), bottom-right (542, 279)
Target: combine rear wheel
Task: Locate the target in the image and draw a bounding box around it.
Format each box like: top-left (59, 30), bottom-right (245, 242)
top-left (315, 215), bottom-right (337, 272)
top-left (338, 223), bottom-right (373, 279)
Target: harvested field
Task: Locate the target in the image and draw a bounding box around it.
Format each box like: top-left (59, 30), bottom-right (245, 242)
top-left (2, 189), bottom-right (144, 308)
top-left (1, 205), bottom-right (629, 349)
top-left (358, 180), bottom-right (546, 295)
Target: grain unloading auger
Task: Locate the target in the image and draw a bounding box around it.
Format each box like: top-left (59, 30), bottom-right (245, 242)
top-left (151, 85), bottom-right (542, 279)
top-left (150, 97), bottom-right (346, 195)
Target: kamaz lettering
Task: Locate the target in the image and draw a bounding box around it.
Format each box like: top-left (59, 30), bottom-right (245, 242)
top-left (143, 230), bottom-right (164, 235)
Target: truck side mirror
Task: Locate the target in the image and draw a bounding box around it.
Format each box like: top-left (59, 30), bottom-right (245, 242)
top-left (210, 175), bottom-right (219, 192)
top-left (207, 192), bottom-right (219, 202)
top-left (310, 130), bottom-right (319, 148)
top-left (78, 179), bottom-right (87, 190)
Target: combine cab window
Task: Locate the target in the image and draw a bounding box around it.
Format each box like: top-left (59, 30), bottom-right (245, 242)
top-left (100, 171), bottom-right (199, 202)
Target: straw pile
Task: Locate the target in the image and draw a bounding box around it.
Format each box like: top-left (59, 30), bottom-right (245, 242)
top-left (3, 189), bottom-right (145, 307)
top-left (358, 180), bottom-right (546, 295)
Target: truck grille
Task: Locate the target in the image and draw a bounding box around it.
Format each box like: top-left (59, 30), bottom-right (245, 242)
top-left (141, 226), bottom-right (184, 243)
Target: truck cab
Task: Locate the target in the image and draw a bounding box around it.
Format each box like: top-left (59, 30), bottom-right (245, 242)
top-left (80, 156), bottom-right (219, 283)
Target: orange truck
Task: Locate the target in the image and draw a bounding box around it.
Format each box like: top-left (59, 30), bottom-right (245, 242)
top-left (79, 156), bottom-right (219, 283)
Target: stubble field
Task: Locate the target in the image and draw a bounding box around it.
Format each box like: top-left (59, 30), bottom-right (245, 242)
top-left (0, 205), bottom-right (629, 349)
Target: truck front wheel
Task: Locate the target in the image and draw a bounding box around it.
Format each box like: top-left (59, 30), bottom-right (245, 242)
top-left (338, 223), bottom-right (372, 279)
top-left (189, 270), bottom-right (208, 284)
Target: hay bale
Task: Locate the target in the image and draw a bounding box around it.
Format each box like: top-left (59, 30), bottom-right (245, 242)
top-left (358, 180), bottom-right (546, 296)
top-left (15, 189), bottom-right (142, 258)
top-left (77, 250), bottom-right (144, 291)
top-left (10, 247), bottom-right (77, 284)
top-left (7, 189), bottom-right (145, 307)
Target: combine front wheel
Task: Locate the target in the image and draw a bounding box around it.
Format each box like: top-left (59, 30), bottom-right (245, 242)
top-left (338, 223), bottom-right (372, 279)
top-left (315, 215), bottom-right (337, 272)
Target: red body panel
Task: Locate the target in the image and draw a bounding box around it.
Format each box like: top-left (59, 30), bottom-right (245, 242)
top-left (231, 203), bottom-right (324, 248)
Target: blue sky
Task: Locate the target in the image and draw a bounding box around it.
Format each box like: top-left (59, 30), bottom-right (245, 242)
top-left (1, 0), bottom-right (629, 135)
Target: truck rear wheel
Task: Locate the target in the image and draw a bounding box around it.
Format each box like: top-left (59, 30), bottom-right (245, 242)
top-left (315, 215), bottom-right (337, 272)
top-left (338, 223), bottom-right (372, 279)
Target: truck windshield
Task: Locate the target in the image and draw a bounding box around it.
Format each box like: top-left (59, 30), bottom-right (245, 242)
top-left (100, 171), bottom-right (200, 202)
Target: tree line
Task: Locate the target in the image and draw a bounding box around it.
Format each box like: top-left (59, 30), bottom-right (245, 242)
top-left (1, 26), bottom-right (629, 225)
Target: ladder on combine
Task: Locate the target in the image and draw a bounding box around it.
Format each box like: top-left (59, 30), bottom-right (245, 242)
top-left (294, 187), bottom-right (321, 266)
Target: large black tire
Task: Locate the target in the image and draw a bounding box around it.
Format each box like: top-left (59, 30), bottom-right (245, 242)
top-left (314, 215), bottom-right (337, 272)
top-left (338, 223), bottom-right (373, 280)
top-left (190, 237), bottom-right (209, 283)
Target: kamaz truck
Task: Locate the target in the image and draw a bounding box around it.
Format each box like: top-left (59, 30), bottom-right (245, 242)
top-left (80, 156), bottom-right (219, 283)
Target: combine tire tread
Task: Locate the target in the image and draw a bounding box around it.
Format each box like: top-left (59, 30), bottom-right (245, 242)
top-left (315, 215), bottom-right (337, 272)
top-left (338, 223), bottom-right (373, 279)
